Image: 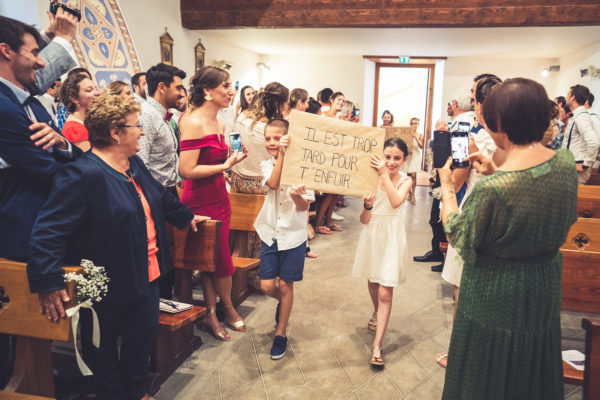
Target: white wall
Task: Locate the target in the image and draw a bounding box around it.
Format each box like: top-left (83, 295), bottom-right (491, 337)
top-left (442, 56), bottom-right (559, 107)
top-left (259, 54), bottom-right (365, 111)
top-left (554, 42), bottom-right (600, 114)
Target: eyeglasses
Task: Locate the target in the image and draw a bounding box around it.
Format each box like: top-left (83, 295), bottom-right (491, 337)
top-left (121, 124), bottom-right (143, 130)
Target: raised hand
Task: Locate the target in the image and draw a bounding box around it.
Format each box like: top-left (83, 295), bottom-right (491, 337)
top-left (363, 192), bottom-right (376, 209)
top-left (279, 135), bottom-right (290, 155)
top-left (437, 157), bottom-right (455, 187)
top-left (289, 184), bottom-right (306, 196)
top-left (370, 154), bottom-right (386, 176)
top-left (466, 152), bottom-right (497, 175)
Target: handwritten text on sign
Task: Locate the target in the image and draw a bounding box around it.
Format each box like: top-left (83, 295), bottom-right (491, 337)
top-left (280, 110), bottom-right (385, 197)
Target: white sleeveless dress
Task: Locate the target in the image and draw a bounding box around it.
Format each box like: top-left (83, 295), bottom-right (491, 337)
top-left (401, 136), bottom-right (422, 173)
top-left (352, 173), bottom-right (410, 287)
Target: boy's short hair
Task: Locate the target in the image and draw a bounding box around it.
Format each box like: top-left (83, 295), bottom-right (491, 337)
top-left (265, 118), bottom-right (289, 134)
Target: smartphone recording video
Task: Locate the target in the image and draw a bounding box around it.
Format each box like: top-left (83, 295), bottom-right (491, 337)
top-left (229, 132), bottom-right (243, 153)
top-left (451, 131), bottom-right (470, 168)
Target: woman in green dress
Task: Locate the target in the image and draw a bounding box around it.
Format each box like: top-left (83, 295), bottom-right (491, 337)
top-left (438, 78), bottom-right (578, 400)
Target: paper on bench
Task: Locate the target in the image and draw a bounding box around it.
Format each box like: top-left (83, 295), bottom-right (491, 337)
top-left (562, 349), bottom-right (585, 371)
top-left (159, 298), bottom-right (194, 314)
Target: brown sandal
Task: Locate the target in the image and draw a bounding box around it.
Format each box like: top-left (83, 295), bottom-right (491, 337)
top-left (368, 311), bottom-right (377, 331)
top-left (370, 346), bottom-right (385, 367)
top-left (316, 226), bottom-right (332, 235)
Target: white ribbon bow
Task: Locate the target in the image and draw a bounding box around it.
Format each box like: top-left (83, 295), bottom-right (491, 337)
top-left (66, 299), bottom-right (100, 376)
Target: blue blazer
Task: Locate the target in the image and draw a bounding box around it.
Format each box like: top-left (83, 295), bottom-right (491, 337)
top-left (27, 153), bottom-right (194, 303)
top-left (0, 81), bottom-right (79, 260)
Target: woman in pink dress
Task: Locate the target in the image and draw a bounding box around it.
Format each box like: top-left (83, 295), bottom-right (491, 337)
top-left (179, 66), bottom-right (248, 341)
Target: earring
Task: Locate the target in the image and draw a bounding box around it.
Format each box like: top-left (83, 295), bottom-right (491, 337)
top-left (117, 138), bottom-right (120, 145)
top-left (205, 92), bottom-right (213, 101)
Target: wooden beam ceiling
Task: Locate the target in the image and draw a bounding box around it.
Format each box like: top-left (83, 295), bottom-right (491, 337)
top-left (181, 0), bottom-right (600, 29)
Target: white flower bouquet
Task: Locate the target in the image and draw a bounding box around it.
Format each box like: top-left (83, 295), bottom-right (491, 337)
top-left (64, 259), bottom-right (109, 304)
top-left (64, 259), bottom-right (109, 376)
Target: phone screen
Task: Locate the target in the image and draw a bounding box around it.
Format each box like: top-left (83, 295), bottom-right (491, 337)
top-left (230, 133), bottom-right (242, 153)
top-left (235, 81), bottom-right (239, 91)
top-left (451, 132), bottom-right (469, 168)
top-left (354, 108), bottom-right (360, 117)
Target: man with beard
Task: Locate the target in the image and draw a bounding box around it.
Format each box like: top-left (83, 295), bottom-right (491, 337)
top-left (131, 71), bottom-right (147, 104)
top-left (138, 63), bottom-right (186, 299)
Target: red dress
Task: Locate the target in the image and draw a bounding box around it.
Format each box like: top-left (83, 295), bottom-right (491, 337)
top-left (62, 120), bottom-right (88, 143)
top-left (180, 134), bottom-right (234, 278)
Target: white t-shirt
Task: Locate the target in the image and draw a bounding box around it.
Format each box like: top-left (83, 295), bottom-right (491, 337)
top-left (254, 158), bottom-right (315, 250)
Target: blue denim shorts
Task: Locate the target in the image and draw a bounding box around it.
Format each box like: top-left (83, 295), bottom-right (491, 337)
top-left (259, 240), bottom-right (306, 282)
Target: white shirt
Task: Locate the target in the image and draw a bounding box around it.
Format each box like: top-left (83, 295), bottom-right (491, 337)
top-left (448, 111), bottom-right (476, 132)
top-left (254, 158), bottom-right (315, 251)
top-left (36, 93), bottom-right (59, 123)
top-left (465, 126), bottom-right (496, 199)
top-left (562, 106), bottom-right (600, 166)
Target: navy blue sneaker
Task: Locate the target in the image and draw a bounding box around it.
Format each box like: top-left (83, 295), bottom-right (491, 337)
top-left (275, 302), bottom-right (281, 325)
top-left (270, 335), bottom-right (287, 360)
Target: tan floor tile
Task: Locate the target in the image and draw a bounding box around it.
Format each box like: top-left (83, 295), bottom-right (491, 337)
top-left (295, 339), bottom-right (339, 381)
top-left (431, 329), bottom-right (451, 352)
top-left (343, 392), bottom-right (359, 400)
top-left (263, 359), bottom-right (306, 399)
top-left (339, 346), bottom-right (379, 388)
top-left (430, 368), bottom-right (446, 390)
top-left (232, 333), bottom-right (255, 356)
top-left (251, 324), bottom-right (277, 351)
top-left (408, 338), bottom-right (445, 374)
top-left (172, 370), bottom-right (220, 400)
top-left (283, 384), bottom-right (312, 400)
top-left (405, 378), bottom-right (443, 400)
top-left (384, 352), bottom-right (430, 397)
top-left (219, 351), bottom-right (261, 396)
top-left (223, 377), bottom-right (268, 400)
top-left (308, 366), bottom-right (353, 399)
top-left (355, 371), bottom-right (401, 400)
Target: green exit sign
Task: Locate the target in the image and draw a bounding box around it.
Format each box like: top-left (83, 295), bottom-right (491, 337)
top-left (398, 56), bottom-right (410, 64)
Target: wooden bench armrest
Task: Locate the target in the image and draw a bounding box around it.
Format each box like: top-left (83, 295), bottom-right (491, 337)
top-left (0, 391), bottom-right (55, 400)
top-left (563, 361), bottom-right (584, 385)
top-left (158, 306), bottom-right (207, 331)
top-left (232, 257), bottom-right (260, 270)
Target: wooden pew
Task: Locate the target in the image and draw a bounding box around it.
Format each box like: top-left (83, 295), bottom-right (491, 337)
top-left (582, 318), bottom-right (600, 400)
top-left (148, 221), bottom-right (219, 395)
top-left (0, 258), bottom-right (80, 398)
top-left (577, 185), bottom-right (600, 218)
top-left (560, 218), bottom-right (600, 313)
top-left (562, 318), bottom-right (600, 400)
top-left (229, 192), bottom-right (265, 307)
top-left (587, 168), bottom-right (600, 186)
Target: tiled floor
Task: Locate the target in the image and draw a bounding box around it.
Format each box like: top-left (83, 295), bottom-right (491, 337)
top-left (154, 186), bottom-right (592, 400)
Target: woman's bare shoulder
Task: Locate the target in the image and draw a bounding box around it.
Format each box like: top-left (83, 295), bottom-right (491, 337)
top-left (179, 112), bottom-right (207, 140)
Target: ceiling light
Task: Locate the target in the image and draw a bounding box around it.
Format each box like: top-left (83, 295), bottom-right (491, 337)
top-left (541, 69), bottom-right (549, 78)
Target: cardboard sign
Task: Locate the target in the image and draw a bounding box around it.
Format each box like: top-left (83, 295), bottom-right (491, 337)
top-left (383, 126), bottom-right (416, 155)
top-left (280, 110), bottom-right (384, 197)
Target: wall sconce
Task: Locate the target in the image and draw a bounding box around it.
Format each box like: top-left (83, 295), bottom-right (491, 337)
top-left (541, 65), bottom-right (560, 77)
top-left (257, 62), bottom-right (270, 70)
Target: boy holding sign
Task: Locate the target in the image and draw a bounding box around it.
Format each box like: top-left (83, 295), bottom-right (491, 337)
top-left (254, 119), bottom-right (315, 360)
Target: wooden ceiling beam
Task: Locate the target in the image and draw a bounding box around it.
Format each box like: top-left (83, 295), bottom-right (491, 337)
top-left (181, 0), bottom-right (600, 29)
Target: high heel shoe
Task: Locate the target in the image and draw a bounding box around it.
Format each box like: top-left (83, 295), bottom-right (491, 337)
top-left (203, 308), bottom-right (230, 341)
top-left (224, 304), bottom-right (247, 332)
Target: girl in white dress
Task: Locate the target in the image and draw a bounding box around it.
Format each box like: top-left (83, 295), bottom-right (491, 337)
top-left (352, 137), bottom-right (412, 368)
top-left (401, 117), bottom-right (424, 204)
